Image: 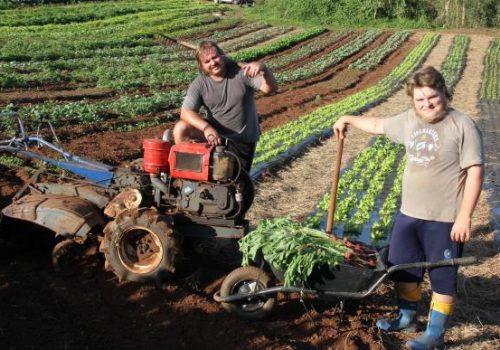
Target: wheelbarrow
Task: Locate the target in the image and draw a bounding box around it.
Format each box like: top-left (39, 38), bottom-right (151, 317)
top-left (213, 137), bottom-right (479, 320)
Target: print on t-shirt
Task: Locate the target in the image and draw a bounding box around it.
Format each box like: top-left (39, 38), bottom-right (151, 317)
top-left (407, 127), bottom-right (440, 167)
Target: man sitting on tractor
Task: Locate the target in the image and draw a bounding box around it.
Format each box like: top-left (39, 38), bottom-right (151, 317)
top-left (173, 40), bottom-right (278, 173)
top-left (333, 66), bottom-right (483, 350)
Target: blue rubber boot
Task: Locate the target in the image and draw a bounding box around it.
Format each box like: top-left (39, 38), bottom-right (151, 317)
top-left (376, 298), bottom-right (418, 332)
top-left (406, 309), bottom-right (449, 350)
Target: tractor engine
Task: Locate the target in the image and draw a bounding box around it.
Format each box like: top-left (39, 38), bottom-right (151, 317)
top-left (142, 136), bottom-right (252, 227)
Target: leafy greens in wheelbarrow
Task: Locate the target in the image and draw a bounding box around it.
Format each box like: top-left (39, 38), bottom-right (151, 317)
top-left (239, 217), bottom-right (378, 287)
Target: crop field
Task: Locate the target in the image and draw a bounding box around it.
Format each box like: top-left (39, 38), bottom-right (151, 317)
top-left (0, 1), bottom-right (499, 349)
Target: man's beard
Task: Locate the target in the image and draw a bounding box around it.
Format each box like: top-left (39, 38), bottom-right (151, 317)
top-left (415, 107), bottom-right (448, 123)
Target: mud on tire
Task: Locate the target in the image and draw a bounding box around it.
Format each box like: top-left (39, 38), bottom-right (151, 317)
top-left (100, 208), bottom-right (181, 283)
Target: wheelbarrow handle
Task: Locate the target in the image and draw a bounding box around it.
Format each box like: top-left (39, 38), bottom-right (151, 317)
top-left (387, 256), bottom-right (479, 273)
top-left (213, 257), bottom-right (482, 304)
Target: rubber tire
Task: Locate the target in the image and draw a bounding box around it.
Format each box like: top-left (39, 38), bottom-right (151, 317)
top-left (101, 209), bottom-right (180, 283)
top-left (220, 266), bottom-right (275, 320)
top-left (52, 239), bottom-right (82, 276)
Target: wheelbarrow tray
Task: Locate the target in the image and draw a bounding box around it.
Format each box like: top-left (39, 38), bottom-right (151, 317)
top-left (268, 247), bottom-right (387, 293)
top-left (264, 254), bottom-right (478, 299)
top-left (308, 262), bottom-right (385, 293)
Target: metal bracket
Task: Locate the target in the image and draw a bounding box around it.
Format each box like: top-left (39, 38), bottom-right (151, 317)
top-left (13, 165), bottom-right (46, 201)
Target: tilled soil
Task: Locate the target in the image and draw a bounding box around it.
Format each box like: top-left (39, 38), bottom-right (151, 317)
top-left (1, 32), bottom-right (499, 350)
top-left (0, 31), bottom-right (419, 165)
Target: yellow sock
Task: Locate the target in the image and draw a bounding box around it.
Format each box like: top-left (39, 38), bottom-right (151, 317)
top-left (432, 299), bottom-right (455, 316)
top-left (396, 286), bottom-right (422, 302)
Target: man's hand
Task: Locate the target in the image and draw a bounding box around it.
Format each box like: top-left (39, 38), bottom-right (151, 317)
top-left (242, 62), bottom-right (264, 78)
top-left (244, 62), bottom-right (278, 94)
top-left (450, 214), bottom-right (472, 242)
top-left (203, 124), bottom-right (221, 146)
top-left (333, 116), bottom-right (349, 139)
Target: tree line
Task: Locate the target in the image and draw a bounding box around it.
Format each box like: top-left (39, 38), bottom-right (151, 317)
top-left (260, 0), bottom-right (499, 28)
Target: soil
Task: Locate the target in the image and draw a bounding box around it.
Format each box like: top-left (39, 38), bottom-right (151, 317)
top-left (0, 87), bottom-right (115, 105)
top-left (1, 31), bottom-right (499, 350)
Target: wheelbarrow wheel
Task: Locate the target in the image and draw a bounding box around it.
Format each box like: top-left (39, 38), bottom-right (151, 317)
top-left (100, 208), bottom-right (180, 283)
top-left (220, 266), bottom-right (275, 320)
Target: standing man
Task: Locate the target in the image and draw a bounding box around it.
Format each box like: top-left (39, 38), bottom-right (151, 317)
top-left (333, 66), bottom-right (483, 350)
top-left (174, 40), bottom-right (278, 173)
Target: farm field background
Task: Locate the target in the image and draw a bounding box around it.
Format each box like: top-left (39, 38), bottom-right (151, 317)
top-left (0, 1), bottom-right (499, 349)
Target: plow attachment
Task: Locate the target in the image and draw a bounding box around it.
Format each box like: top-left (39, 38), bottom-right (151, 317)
top-left (2, 194), bottom-right (105, 240)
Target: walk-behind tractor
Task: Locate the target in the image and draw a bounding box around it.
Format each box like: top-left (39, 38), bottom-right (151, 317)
top-left (0, 112), bottom-right (254, 282)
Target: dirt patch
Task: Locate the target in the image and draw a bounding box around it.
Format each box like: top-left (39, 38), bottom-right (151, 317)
top-left (0, 87), bottom-right (114, 105)
top-left (0, 213), bottom-right (390, 350)
top-left (0, 165), bottom-right (30, 207)
top-left (451, 34), bottom-right (495, 119)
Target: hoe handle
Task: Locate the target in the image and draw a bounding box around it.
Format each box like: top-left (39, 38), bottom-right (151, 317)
top-left (158, 34), bottom-right (264, 75)
top-left (326, 135), bottom-right (344, 234)
top-left (159, 34), bottom-right (197, 50)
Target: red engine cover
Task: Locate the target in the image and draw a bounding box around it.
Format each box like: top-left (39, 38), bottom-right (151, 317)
top-left (143, 139), bottom-right (171, 174)
top-left (168, 143), bottom-right (214, 181)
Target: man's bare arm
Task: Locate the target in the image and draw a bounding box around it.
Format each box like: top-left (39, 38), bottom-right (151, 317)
top-left (180, 108), bottom-right (222, 145)
top-left (333, 115), bottom-right (385, 139)
top-left (451, 164), bottom-right (483, 242)
top-left (180, 108), bottom-right (208, 130)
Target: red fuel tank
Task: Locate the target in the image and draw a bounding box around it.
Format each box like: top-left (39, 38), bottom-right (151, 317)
top-left (169, 143), bottom-right (213, 181)
top-left (143, 139), bottom-right (171, 174)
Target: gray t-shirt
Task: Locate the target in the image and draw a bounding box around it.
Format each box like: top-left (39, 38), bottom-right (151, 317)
top-left (182, 61), bottom-right (263, 143)
top-left (383, 108), bottom-right (483, 222)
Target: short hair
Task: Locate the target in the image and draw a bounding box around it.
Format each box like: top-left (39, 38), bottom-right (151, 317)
top-left (406, 66), bottom-right (452, 101)
top-left (195, 41), bottom-right (225, 73)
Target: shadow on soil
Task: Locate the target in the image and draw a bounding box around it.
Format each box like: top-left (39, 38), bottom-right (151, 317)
top-left (0, 218), bottom-right (497, 350)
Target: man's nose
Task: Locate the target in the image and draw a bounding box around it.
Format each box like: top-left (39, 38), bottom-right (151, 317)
top-left (423, 99), bottom-right (433, 107)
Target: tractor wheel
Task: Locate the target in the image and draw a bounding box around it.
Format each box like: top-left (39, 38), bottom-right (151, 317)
top-left (220, 266), bottom-right (275, 320)
top-left (100, 208), bottom-right (180, 283)
top-left (52, 239), bottom-right (82, 276)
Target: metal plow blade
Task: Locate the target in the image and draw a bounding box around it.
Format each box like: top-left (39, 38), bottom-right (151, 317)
top-left (2, 194), bottom-right (105, 240)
